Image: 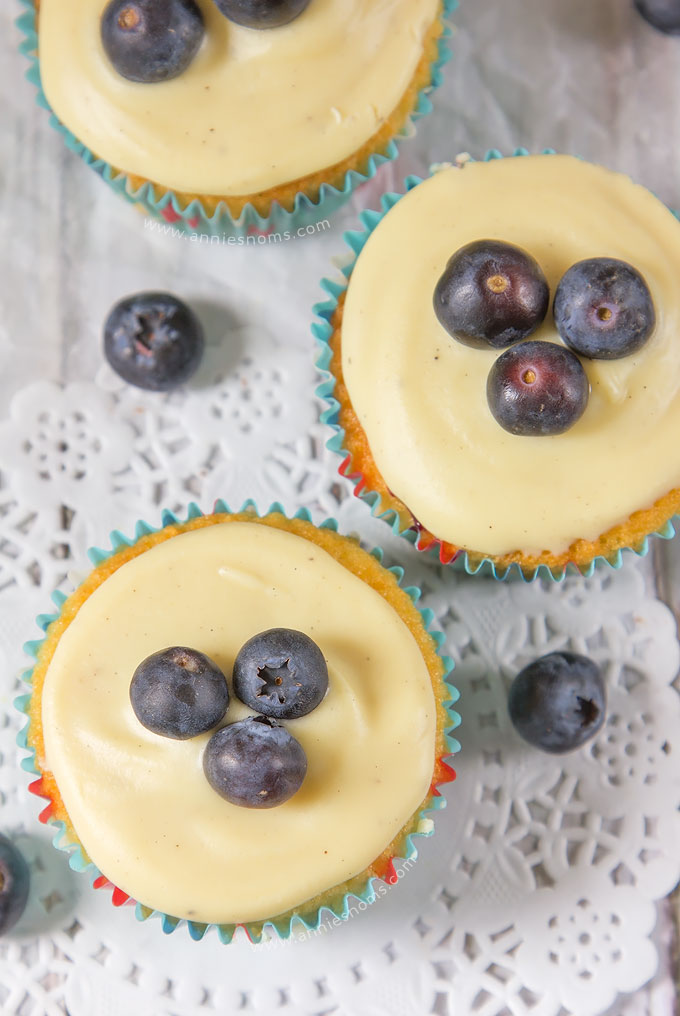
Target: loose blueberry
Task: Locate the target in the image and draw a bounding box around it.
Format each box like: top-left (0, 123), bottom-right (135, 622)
top-left (213, 0), bottom-right (311, 29)
top-left (101, 0), bottom-right (204, 83)
top-left (130, 647), bottom-right (229, 739)
top-left (487, 340), bottom-right (589, 436)
top-left (634, 0), bottom-right (680, 33)
top-left (0, 835), bottom-right (30, 936)
top-left (103, 291), bottom-right (204, 391)
top-left (433, 240), bottom-right (550, 349)
top-left (508, 652), bottom-right (606, 754)
top-left (203, 716), bottom-right (307, 807)
top-left (233, 628), bottom-right (328, 719)
top-left (553, 258), bottom-right (655, 360)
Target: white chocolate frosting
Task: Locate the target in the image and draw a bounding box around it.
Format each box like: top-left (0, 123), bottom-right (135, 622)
top-left (341, 155), bottom-right (680, 556)
top-left (41, 521), bottom-right (436, 924)
top-left (38, 0), bottom-right (440, 196)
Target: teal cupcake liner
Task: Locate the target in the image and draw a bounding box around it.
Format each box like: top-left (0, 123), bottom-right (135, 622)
top-left (17, 0), bottom-right (456, 238)
top-left (15, 499), bottom-right (460, 944)
top-left (313, 148), bottom-right (680, 582)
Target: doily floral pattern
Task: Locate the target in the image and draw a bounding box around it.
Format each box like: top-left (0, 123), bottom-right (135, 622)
top-left (0, 337), bottom-right (677, 1016)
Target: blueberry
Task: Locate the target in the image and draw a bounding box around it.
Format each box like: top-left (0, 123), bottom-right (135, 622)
top-left (553, 258), bottom-right (655, 360)
top-left (433, 240), bottom-right (550, 350)
top-left (203, 716), bottom-right (307, 807)
top-left (634, 0), bottom-right (680, 33)
top-left (103, 292), bottom-right (204, 391)
top-left (233, 628), bottom-right (328, 719)
top-left (130, 647), bottom-right (229, 739)
top-left (101, 0), bottom-right (204, 83)
top-left (487, 340), bottom-right (589, 436)
top-left (213, 0), bottom-right (311, 29)
top-left (508, 652), bottom-right (606, 754)
top-left (0, 835), bottom-right (30, 936)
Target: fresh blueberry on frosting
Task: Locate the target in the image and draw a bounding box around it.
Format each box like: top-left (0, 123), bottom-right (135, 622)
top-left (508, 652), bottom-right (606, 754)
top-left (433, 240), bottom-right (550, 350)
top-left (553, 257), bottom-right (656, 360)
top-left (233, 628), bottom-right (329, 719)
top-left (203, 716), bottom-right (308, 808)
top-left (103, 291), bottom-right (204, 391)
top-left (486, 340), bottom-right (589, 436)
top-left (130, 647), bottom-right (230, 740)
top-left (213, 0), bottom-right (311, 28)
top-left (213, 0), bottom-right (311, 29)
top-left (635, 0), bottom-right (680, 33)
top-left (101, 0), bottom-right (205, 83)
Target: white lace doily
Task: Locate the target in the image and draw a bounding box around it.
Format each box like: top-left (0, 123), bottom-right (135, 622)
top-left (0, 347), bottom-right (679, 1016)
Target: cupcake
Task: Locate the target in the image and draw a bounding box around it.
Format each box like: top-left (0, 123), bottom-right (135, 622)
top-left (17, 502), bottom-right (459, 942)
top-left (19, 0), bottom-right (454, 236)
top-left (315, 151), bottom-right (680, 580)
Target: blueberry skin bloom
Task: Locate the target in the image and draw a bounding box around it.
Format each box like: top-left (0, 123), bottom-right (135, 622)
top-left (203, 716), bottom-right (308, 808)
top-left (433, 240), bottom-right (550, 349)
top-left (233, 628), bottom-right (329, 719)
top-left (553, 257), bottom-right (655, 360)
top-left (508, 652), bottom-right (606, 754)
top-left (103, 292), bottom-right (204, 392)
top-left (0, 835), bottom-right (30, 935)
top-left (213, 0), bottom-right (311, 29)
top-left (635, 0), bottom-right (680, 34)
top-left (101, 0), bottom-right (205, 84)
top-left (130, 647), bottom-right (230, 740)
top-left (487, 340), bottom-right (589, 437)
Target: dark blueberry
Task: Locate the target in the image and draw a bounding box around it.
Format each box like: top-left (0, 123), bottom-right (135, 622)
top-left (101, 0), bottom-right (204, 83)
top-left (0, 835), bottom-right (30, 936)
top-left (130, 646), bottom-right (229, 739)
top-left (233, 628), bottom-right (328, 719)
top-left (634, 0), bottom-right (680, 33)
top-left (203, 716), bottom-right (307, 807)
top-left (553, 258), bottom-right (655, 360)
top-left (487, 340), bottom-right (589, 436)
top-left (213, 0), bottom-right (311, 29)
top-left (103, 292), bottom-right (204, 391)
top-left (433, 240), bottom-right (550, 349)
top-left (508, 651), bottom-right (606, 754)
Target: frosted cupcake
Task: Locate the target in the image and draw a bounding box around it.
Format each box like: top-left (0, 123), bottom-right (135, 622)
top-left (19, 0), bottom-right (454, 235)
top-left (17, 502), bottom-right (459, 942)
top-left (315, 152), bottom-right (680, 579)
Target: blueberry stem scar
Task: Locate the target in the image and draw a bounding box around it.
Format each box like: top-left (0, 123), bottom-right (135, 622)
top-left (118, 7), bottom-right (139, 29)
top-left (486, 274), bottom-right (509, 294)
top-left (576, 696), bottom-right (599, 726)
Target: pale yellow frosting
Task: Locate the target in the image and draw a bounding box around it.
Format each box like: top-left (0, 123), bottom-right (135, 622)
top-left (41, 522), bottom-right (435, 924)
top-left (341, 155), bottom-right (680, 556)
top-left (38, 0), bottom-right (439, 196)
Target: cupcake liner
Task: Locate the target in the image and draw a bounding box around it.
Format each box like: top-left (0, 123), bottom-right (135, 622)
top-left (313, 148), bottom-right (680, 582)
top-left (17, 1), bottom-right (456, 238)
top-left (15, 499), bottom-right (460, 944)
